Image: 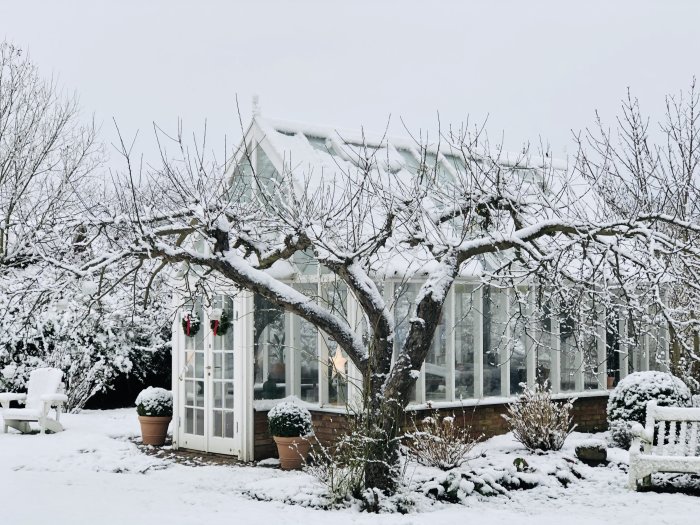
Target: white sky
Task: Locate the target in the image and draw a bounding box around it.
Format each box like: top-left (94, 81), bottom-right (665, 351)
top-left (2, 0), bottom-right (699, 168)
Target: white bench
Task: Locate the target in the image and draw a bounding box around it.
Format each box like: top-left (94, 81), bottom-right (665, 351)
top-left (628, 401), bottom-right (700, 490)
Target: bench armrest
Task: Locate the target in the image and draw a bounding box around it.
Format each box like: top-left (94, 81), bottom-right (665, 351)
top-left (40, 394), bottom-right (68, 406)
top-left (0, 393), bottom-right (27, 406)
top-left (630, 422), bottom-right (653, 443)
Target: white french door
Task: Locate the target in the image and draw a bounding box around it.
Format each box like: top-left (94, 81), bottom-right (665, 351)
top-left (178, 295), bottom-right (240, 456)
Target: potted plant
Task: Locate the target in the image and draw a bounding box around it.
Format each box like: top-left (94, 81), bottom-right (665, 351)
top-left (136, 386), bottom-right (173, 446)
top-left (268, 401), bottom-right (313, 470)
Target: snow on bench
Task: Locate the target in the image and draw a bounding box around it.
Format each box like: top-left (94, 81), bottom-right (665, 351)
top-left (628, 401), bottom-right (700, 490)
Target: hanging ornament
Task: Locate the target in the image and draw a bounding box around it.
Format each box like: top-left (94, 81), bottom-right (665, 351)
top-left (331, 348), bottom-right (347, 378)
top-left (181, 311), bottom-right (201, 337)
top-left (210, 308), bottom-right (232, 336)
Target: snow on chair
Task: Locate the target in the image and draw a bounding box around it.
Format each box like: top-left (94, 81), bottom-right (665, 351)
top-left (0, 368), bottom-right (68, 434)
top-left (628, 400), bottom-right (700, 490)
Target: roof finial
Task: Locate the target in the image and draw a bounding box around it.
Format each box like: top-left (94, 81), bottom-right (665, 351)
top-left (252, 94), bottom-right (261, 117)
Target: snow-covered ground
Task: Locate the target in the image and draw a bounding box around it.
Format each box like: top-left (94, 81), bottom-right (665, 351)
top-left (0, 410), bottom-right (698, 524)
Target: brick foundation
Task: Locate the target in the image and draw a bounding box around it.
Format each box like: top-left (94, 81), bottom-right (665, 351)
top-left (254, 393), bottom-right (609, 460)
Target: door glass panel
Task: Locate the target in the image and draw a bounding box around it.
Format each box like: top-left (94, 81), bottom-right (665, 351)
top-left (195, 381), bottom-right (205, 407)
top-left (213, 411), bottom-right (222, 437)
top-left (213, 353), bottom-right (222, 379)
top-left (225, 382), bottom-right (234, 409)
top-left (214, 382), bottom-right (222, 408)
top-left (195, 408), bottom-right (204, 436)
top-left (185, 381), bottom-right (194, 405)
top-left (225, 412), bottom-right (234, 438)
top-left (185, 408), bottom-right (194, 434)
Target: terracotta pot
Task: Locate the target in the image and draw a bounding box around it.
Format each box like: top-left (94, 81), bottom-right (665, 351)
top-left (273, 435), bottom-right (310, 470)
top-left (138, 415), bottom-right (172, 446)
top-left (607, 376), bottom-right (615, 389)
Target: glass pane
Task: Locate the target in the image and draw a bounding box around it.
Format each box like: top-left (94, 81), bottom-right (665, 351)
top-left (185, 381), bottom-right (194, 406)
top-left (224, 353), bottom-right (234, 380)
top-left (394, 283), bottom-right (420, 402)
top-left (225, 412), bottom-right (234, 438)
top-left (213, 410), bottom-right (223, 437)
top-left (455, 284), bottom-right (475, 399)
top-left (560, 315), bottom-right (577, 392)
top-left (195, 381), bottom-right (205, 407)
top-left (185, 351), bottom-right (195, 378)
top-left (213, 353), bottom-right (223, 379)
top-left (296, 283), bottom-right (319, 403)
top-left (254, 295), bottom-right (287, 400)
top-left (584, 332), bottom-right (601, 390)
top-left (328, 344), bottom-right (348, 406)
top-left (195, 409), bottom-right (204, 436)
top-left (425, 305), bottom-right (447, 402)
top-left (185, 408), bottom-right (194, 434)
top-left (536, 303), bottom-right (553, 387)
top-left (213, 382), bottom-right (223, 408)
top-left (195, 352), bottom-right (204, 379)
top-left (225, 382), bottom-right (234, 409)
top-left (509, 292), bottom-right (529, 395)
top-left (483, 286), bottom-right (506, 396)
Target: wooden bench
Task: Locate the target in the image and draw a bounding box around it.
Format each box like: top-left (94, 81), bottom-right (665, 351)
top-left (629, 401), bottom-right (700, 490)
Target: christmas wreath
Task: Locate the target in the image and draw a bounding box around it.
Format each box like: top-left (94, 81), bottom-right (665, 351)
top-left (210, 308), bottom-right (233, 336)
top-left (181, 311), bottom-right (201, 337)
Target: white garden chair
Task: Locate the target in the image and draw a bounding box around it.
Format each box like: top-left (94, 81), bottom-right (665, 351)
top-left (0, 368), bottom-right (68, 434)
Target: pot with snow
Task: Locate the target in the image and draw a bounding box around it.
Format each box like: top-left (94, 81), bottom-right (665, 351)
top-left (267, 402), bottom-right (313, 470)
top-left (136, 387), bottom-right (173, 446)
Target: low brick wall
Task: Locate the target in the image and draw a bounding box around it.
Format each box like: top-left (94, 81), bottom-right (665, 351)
top-left (254, 393), bottom-right (609, 460)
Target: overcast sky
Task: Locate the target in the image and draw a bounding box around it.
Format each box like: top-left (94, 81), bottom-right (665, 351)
top-left (2, 0), bottom-right (699, 168)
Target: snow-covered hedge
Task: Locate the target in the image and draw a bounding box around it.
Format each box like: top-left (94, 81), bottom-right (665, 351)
top-left (136, 387), bottom-right (173, 417)
top-left (0, 265), bottom-right (172, 412)
top-left (607, 371), bottom-right (691, 448)
top-left (268, 402), bottom-right (313, 437)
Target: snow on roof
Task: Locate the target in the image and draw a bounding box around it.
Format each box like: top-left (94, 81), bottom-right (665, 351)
top-left (251, 116), bottom-right (567, 178)
top-left (235, 116), bottom-right (571, 280)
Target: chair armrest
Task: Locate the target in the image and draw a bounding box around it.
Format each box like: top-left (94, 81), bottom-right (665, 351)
top-left (40, 394), bottom-right (68, 406)
top-left (0, 393), bottom-right (27, 405)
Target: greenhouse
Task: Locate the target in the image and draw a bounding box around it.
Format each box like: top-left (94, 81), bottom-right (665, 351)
top-left (170, 116), bottom-right (670, 461)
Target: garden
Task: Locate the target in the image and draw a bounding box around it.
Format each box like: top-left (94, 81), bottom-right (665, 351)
top-left (2, 369), bottom-right (699, 524)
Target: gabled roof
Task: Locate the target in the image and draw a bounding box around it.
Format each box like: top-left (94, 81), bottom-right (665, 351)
top-left (233, 116), bottom-right (569, 281)
top-left (242, 116), bottom-right (566, 189)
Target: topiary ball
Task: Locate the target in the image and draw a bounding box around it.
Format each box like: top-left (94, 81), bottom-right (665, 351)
top-left (136, 386), bottom-right (173, 417)
top-left (267, 401), bottom-right (313, 437)
top-left (606, 371), bottom-right (691, 448)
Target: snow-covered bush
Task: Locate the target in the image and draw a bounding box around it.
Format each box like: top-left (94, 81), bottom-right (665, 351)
top-left (268, 402), bottom-right (313, 437)
top-left (405, 409), bottom-right (480, 470)
top-left (607, 370), bottom-right (691, 448)
top-left (503, 383), bottom-right (575, 451)
top-left (136, 387), bottom-right (173, 417)
top-left (0, 262), bottom-right (172, 412)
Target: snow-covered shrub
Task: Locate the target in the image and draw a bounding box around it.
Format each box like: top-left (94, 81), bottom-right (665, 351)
top-left (136, 387), bottom-right (173, 417)
top-left (268, 402), bottom-right (313, 437)
top-left (503, 383), bottom-right (575, 451)
top-left (307, 434), bottom-right (367, 504)
top-left (405, 409), bottom-right (480, 470)
top-left (0, 264), bottom-right (172, 412)
top-left (607, 370), bottom-right (691, 448)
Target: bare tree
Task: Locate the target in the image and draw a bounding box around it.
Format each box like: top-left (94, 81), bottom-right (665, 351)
top-left (53, 102), bottom-right (700, 494)
top-left (575, 80), bottom-right (700, 389)
top-left (0, 42), bottom-right (172, 411)
top-left (0, 41), bottom-right (101, 268)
